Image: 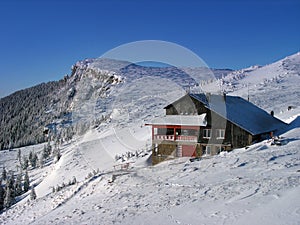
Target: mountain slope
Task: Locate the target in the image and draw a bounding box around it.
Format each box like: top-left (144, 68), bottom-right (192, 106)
top-left (0, 81), bottom-right (65, 149)
top-left (0, 58), bottom-right (231, 150)
top-left (222, 52), bottom-right (300, 114)
top-left (0, 53), bottom-right (299, 224)
top-left (0, 119), bottom-right (299, 225)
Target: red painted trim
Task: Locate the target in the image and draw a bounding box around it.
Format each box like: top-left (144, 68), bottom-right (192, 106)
top-left (152, 126), bottom-right (154, 140)
top-left (174, 127), bottom-right (176, 140)
top-left (152, 125), bottom-right (201, 130)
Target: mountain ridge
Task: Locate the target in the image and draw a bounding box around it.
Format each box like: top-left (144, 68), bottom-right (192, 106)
top-left (0, 52), bottom-right (299, 224)
top-left (1, 52), bottom-right (299, 150)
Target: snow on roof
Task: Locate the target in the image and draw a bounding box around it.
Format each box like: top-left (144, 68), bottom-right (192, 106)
top-left (189, 93), bottom-right (287, 135)
top-left (149, 114), bottom-right (207, 127)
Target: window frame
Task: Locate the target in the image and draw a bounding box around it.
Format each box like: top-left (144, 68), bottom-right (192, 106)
top-left (216, 129), bottom-right (225, 139)
top-left (205, 145), bottom-right (211, 155)
top-left (203, 129), bottom-right (211, 139)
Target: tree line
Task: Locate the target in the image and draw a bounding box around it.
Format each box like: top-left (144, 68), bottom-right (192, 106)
top-left (0, 140), bottom-right (62, 211)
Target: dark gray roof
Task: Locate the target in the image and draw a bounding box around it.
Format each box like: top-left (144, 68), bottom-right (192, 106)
top-left (171, 93), bottom-right (287, 135)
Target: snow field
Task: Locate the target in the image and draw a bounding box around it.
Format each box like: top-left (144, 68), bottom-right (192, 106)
top-left (1, 52), bottom-right (300, 224)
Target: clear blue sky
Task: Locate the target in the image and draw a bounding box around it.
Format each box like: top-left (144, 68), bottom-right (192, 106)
top-left (0, 0), bottom-right (299, 97)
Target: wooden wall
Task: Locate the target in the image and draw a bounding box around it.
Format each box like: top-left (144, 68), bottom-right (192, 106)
top-left (165, 95), bottom-right (207, 115)
top-left (164, 94), bottom-right (253, 149)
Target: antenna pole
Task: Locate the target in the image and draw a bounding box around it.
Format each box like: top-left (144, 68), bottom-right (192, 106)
top-left (247, 83), bottom-right (249, 101)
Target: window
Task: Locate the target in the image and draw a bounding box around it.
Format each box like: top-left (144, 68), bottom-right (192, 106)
top-left (203, 129), bottom-right (211, 139)
top-left (216, 129), bottom-right (225, 139)
top-left (181, 129), bottom-right (198, 136)
top-left (205, 145), bottom-right (211, 155)
top-left (157, 128), bottom-right (174, 135)
top-left (216, 146), bottom-right (225, 154)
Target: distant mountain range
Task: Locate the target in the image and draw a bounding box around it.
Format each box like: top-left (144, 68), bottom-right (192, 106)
top-left (1, 53), bottom-right (299, 150)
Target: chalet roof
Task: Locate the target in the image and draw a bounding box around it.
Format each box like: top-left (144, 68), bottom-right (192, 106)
top-left (149, 114), bottom-right (207, 127)
top-left (166, 93), bottom-right (287, 135)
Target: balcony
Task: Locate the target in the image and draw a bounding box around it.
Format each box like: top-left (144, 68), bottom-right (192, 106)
top-left (154, 135), bottom-right (175, 141)
top-left (176, 135), bottom-right (198, 142)
top-left (153, 135), bottom-right (197, 142)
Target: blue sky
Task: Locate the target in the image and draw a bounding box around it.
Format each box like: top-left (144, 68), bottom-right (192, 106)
top-left (0, 0), bottom-right (299, 97)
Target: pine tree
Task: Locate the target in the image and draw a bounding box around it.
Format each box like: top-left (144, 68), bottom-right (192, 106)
top-left (4, 185), bottom-right (14, 208)
top-left (23, 170), bottom-right (30, 193)
top-left (28, 151), bottom-right (33, 165)
top-left (46, 141), bottom-right (52, 157)
top-left (54, 140), bottom-right (58, 154)
top-left (17, 149), bottom-right (22, 165)
top-left (2, 167), bottom-right (7, 181)
top-left (42, 143), bottom-right (51, 160)
top-left (29, 152), bottom-right (38, 168)
top-left (65, 126), bottom-right (73, 142)
top-left (7, 172), bottom-right (15, 199)
top-left (30, 187), bottom-right (37, 200)
top-left (22, 156), bottom-right (29, 170)
top-left (38, 154), bottom-right (44, 168)
top-left (14, 172), bottom-right (23, 196)
top-left (33, 153), bottom-right (38, 168)
top-left (0, 180), bottom-right (4, 210)
top-left (43, 144), bottom-right (47, 155)
top-left (53, 147), bottom-right (61, 163)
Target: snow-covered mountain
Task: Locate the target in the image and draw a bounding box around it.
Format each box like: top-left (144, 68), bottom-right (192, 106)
top-left (221, 52), bottom-right (300, 114)
top-left (0, 52), bottom-right (299, 224)
top-left (0, 58), bottom-right (231, 150)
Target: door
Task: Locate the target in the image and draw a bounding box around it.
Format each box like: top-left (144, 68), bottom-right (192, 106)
top-left (182, 145), bottom-right (196, 157)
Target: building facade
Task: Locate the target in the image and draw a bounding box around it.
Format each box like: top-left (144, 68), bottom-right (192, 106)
top-left (149, 93), bottom-right (287, 165)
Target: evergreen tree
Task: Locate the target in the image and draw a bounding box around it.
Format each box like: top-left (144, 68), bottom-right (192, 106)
top-left (14, 172), bottom-right (23, 196)
top-left (23, 170), bottom-right (30, 193)
top-left (7, 172), bottom-right (15, 199)
top-left (4, 185), bottom-right (14, 208)
top-left (2, 167), bottom-right (7, 181)
top-left (17, 149), bottom-right (22, 164)
top-left (65, 126), bottom-right (74, 142)
top-left (54, 140), bottom-right (58, 154)
top-left (53, 147), bottom-right (61, 163)
top-left (28, 151), bottom-right (33, 164)
top-left (42, 145), bottom-right (47, 160)
top-left (46, 141), bottom-right (52, 157)
top-left (33, 153), bottom-right (38, 168)
top-left (22, 156), bottom-right (29, 170)
top-left (38, 154), bottom-right (44, 168)
top-left (0, 180), bottom-right (4, 210)
top-left (30, 187), bottom-right (37, 200)
top-left (29, 152), bottom-right (38, 168)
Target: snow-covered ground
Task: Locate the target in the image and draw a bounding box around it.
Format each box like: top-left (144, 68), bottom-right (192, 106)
top-left (222, 52), bottom-right (300, 115)
top-left (0, 53), bottom-right (299, 224)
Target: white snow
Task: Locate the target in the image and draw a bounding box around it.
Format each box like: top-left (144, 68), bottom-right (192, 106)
top-left (149, 114), bottom-right (207, 126)
top-left (0, 53), bottom-right (300, 225)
